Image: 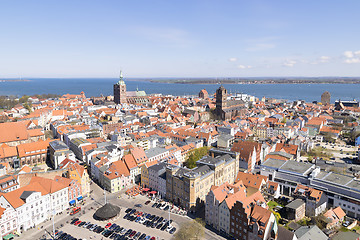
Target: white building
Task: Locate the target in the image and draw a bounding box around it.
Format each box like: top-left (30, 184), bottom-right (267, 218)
top-left (1, 182), bottom-right (51, 233)
top-left (0, 196), bottom-right (17, 237)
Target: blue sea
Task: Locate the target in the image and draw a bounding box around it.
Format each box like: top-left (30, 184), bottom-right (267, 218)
top-left (0, 78), bottom-right (359, 103)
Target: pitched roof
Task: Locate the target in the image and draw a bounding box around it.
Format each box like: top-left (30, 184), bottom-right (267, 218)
top-left (30, 176), bottom-right (67, 193)
top-left (333, 206), bottom-right (346, 220)
top-left (2, 181), bottom-right (48, 208)
top-left (17, 139), bottom-right (52, 158)
top-left (123, 154), bottom-right (138, 170)
top-left (130, 147), bottom-right (148, 164)
top-left (104, 160), bottom-right (130, 180)
top-left (235, 172), bottom-right (267, 189)
top-left (275, 143), bottom-right (298, 156)
top-left (0, 144), bottom-right (17, 158)
top-left (0, 122), bottom-right (29, 143)
top-left (231, 141), bottom-right (257, 160)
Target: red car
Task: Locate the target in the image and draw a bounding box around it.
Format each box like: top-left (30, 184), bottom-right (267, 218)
top-left (137, 212), bottom-right (143, 217)
top-left (150, 237), bottom-right (155, 240)
top-left (129, 231), bottom-right (136, 237)
top-left (105, 223), bottom-right (112, 228)
top-left (74, 221), bottom-right (81, 226)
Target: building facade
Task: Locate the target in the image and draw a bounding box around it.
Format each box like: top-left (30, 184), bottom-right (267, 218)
top-left (166, 154), bottom-right (238, 211)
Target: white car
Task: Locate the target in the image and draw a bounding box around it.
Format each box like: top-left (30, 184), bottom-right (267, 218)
top-left (90, 224), bottom-right (97, 231)
top-left (83, 222), bottom-right (90, 228)
top-left (139, 218), bottom-right (146, 224)
top-left (160, 204), bottom-right (168, 210)
top-left (166, 225), bottom-right (173, 232)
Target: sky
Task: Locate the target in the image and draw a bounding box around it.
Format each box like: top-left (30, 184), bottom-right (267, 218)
top-left (0, 1), bottom-right (360, 78)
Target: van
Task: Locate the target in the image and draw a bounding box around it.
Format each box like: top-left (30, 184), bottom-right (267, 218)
top-left (70, 207), bottom-right (81, 215)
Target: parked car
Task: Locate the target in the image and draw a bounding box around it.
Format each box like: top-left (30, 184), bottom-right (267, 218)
top-left (78, 221), bottom-right (86, 227)
top-left (145, 200), bottom-right (151, 205)
top-left (169, 227), bottom-right (176, 234)
top-left (70, 218), bottom-right (79, 224)
top-left (129, 230), bottom-right (137, 238)
top-left (105, 222), bottom-right (112, 228)
top-left (90, 224), bottom-right (97, 231)
top-left (134, 232), bottom-right (141, 239)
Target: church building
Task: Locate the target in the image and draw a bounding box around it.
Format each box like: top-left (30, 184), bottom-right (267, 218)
top-left (113, 71), bottom-right (149, 105)
top-left (215, 85), bottom-right (246, 120)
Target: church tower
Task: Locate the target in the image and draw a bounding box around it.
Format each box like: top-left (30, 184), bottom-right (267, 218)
top-left (113, 71), bottom-right (127, 104)
top-left (216, 85), bottom-right (227, 111)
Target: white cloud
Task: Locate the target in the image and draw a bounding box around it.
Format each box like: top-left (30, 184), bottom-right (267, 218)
top-left (229, 57), bottom-right (237, 62)
top-left (344, 51), bottom-right (354, 58)
top-left (238, 65), bottom-right (252, 69)
top-left (345, 58), bottom-right (360, 64)
top-left (282, 60), bottom-right (297, 67)
top-left (319, 56), bottom-right (331, 63)
top-left (343, 50), bottom-right (360, 64)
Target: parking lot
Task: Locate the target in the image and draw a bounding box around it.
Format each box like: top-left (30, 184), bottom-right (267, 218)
top-left (42, 195), bottom-right (182, 240)
top-left (318, 142), bottom-right (358, 162)
top-left (22, 181), bottom-right (225, 240)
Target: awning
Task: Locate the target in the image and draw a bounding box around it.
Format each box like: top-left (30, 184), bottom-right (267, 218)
top-left (69, 200), bottom-right (76, 205)
top-left (3, 233), bottom-right (15, 240)
top-left (142, 188), bottom-right (150, 192)
top-left (149, 191), bottom-right (157, 195)
top-left (77, 196), bottom-right (83, 201)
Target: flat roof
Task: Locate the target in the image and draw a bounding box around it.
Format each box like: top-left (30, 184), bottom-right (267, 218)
top-left (49, 140), bottom-right (69, 151)
top-left (318, 172), bottom-right (353, 186)
top-left (286, 199), bottom-right (305, 209)
top-left (262, 158), bottom-right (287, 169)
top-left (279, 160), bottom-right (314, 175)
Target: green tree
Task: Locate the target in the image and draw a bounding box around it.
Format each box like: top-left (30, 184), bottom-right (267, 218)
top-left (23, 102), bottom-right (32, 112)
top-left (19, 95), bottom-right (30, 103)
top-left (174, 219), bottom-right (205, 240)
top-left (184, 147), bottom-right (210, 169)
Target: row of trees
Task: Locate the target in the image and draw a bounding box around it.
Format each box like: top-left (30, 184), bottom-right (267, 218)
top-left (0, 94), bottom-right (60, 110)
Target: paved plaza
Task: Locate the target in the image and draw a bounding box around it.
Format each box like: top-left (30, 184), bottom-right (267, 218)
top-left (20, 182), bottom-right (225, 240)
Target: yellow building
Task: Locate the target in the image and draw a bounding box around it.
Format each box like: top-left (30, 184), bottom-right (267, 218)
top-left (66, 162), bottom-right (91, 197)
top-left (141, 161), bottom-right (158, 187)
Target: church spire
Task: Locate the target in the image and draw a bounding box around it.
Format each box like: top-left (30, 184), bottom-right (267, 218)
top-left (117, 70), bottom-right (125, 85)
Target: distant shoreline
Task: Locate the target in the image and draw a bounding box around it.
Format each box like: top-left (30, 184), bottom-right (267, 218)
top-left (148, 78), bottom-right (360, 84)
top-left (0, 79), bottom-right (31, 82)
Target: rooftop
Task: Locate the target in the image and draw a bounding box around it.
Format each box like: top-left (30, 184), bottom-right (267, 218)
top-left (279, 160), bottom-right (314, 175)
top-left (286, 199), bottom-right (305, 209)
top-left (49, 140), bottom-right (69, 151)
